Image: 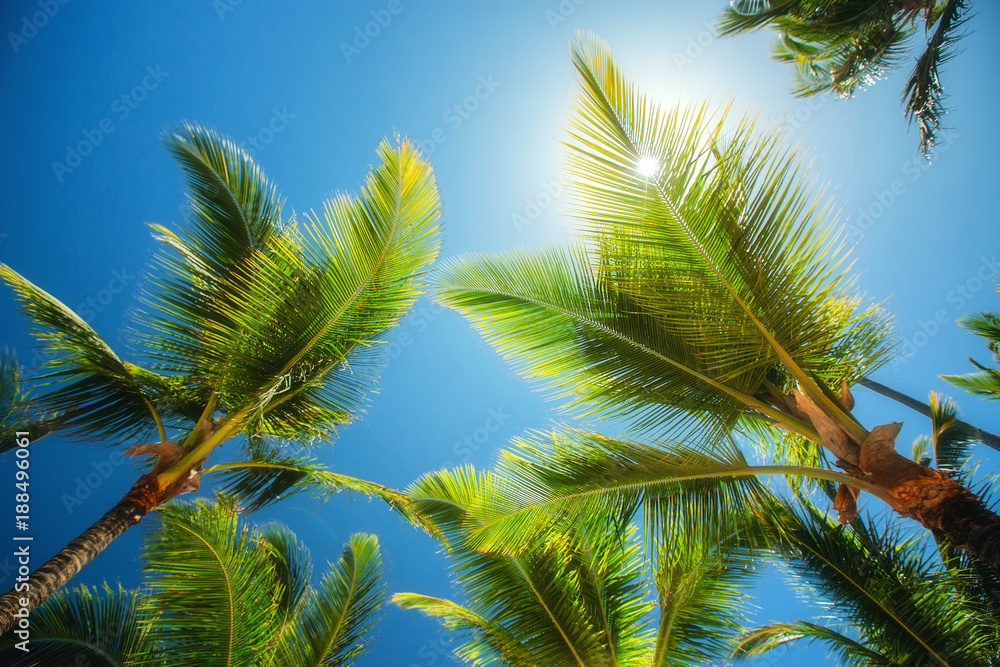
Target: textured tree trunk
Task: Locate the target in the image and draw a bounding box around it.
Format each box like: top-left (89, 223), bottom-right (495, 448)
top-left (0, 475), bottom-right (159, 636)
top-left (858, 377), bottom-right (1000, 454)
top-left (786, 390), bottom-right (1000, 572)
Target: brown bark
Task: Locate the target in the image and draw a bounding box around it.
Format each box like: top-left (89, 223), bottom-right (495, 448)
top-left (0, 474), bottom-right (160, 636)
top-left (782, 391), bottom-right (1000, 572)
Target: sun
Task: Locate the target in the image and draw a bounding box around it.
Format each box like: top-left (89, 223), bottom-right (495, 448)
top-left (637, 155), bottom-right (659, 177)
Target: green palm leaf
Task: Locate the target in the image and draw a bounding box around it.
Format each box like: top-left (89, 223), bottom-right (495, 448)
top-left (732, 621), bottom-right (889, 665)
top-left (140, 129), bottom-right (441, 464)
top-left (140, 498), bottom-right (282, 666)
top-left (0, 265), bottom-right (167, 444)
top-left (276, 533), bottom-right (385, 667)
top-left (202, 437), bottom-right (438, 535)
top-left (903, 0), bottom-right (970, 156)
top-left (0, 583), bottom-right (152, 666)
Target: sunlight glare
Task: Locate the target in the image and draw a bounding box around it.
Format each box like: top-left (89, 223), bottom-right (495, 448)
top-left (637, 155), bottom-right (659, 177)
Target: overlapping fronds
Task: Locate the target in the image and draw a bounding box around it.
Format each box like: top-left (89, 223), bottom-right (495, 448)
top-left (0, 583), bottom-right (152, 665)
top-left (259, 522), bottom-right (313, 638)
top-left (140, 499), bottom-right (282, 666)
top-left (139, 126), bottom-right (441, 442)
top-left (436, 37), bottom-right (890, 444)
top-left (0, 265), bottom-right (169, 444)
top-left (719, 0), bottom-right (966, 155)
top-left (275, 533), bottom-right (385, 667)
top-left (398, 466), bottom-right (654, 667)
top-left (748, 501), bottom-right (1000, 665)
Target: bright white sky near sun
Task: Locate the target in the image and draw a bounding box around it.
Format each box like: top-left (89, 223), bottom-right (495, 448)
top-left (1, 1), bottom-right (999, 665)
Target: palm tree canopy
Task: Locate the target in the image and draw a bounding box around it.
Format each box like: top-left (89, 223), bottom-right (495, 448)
top-left (435, 34), bottom-right (890, 448)
top-left (394, 462), bottom-right (760, 666)
top-left (717, 0), bottom-right (972, 157)
top-left (0, 499), bottom-right (387, 667)
top-left (0, 123), bottom-right (441, 509)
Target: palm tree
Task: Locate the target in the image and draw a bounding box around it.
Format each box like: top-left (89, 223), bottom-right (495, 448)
top-left (432, 35), bottom-right (1000, 570)
top-left (0, 123), bottom-right (441, 632)
top-left (717, 0), bottom-right (972, 157)
top-left (0, 497), bottom-right (386, 666)
top-left (394, 464), bottom-right (760, 666)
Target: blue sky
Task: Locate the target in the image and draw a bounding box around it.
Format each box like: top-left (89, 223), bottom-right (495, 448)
top-left (2, 1), bottom-right (999, 664)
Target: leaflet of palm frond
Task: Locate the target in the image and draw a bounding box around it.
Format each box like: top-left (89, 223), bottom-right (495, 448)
top-left (274, 533), bottom-right (386, 667)
top-left (651, 520), bottom-right (759, 665)
top-left (732, 621), bottom-right (890, 664)
top-left (943, 311), bottom-right (1000, 400)
top-left (434, 245), bottom-right (750, 441)
top-left (564, 35), bottom-right (891, 423)
top-left (491, 428), bottom-right (771, 564)
top-left (258, 522), bottom-right (313, 634)
top-left (0, 264), bottom-right (166, 444)
top-left (904, 0), bottom-right (970, 156)
top-left (759, 499), bottom-right (998, 664)
top-left (792, 23), bottom-right (911, 98)
top-left (0, 583), bottom-right (153, 665)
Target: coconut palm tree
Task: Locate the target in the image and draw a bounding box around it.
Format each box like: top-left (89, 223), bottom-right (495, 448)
top-left (0, 498), bottom-right (386, 666)
top-left (394, 463), bottom-right (761, 666)
top-left (432, 34), bottom-right (1000, 570)
top-left (717, 0), bottom-right (972, 157)
top-left (0, 123), bottom-right (441, 632)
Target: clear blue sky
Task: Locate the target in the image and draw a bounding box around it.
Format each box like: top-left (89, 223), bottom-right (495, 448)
top-left (1, 1), bottom-right (999, 664)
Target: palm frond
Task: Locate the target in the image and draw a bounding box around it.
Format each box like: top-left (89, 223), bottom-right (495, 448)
top-left (0, 583), bottom-right (152, 666)
top-left (758, 500), bottom-right (997, 664)
top-left (393, 593), bottom-right (540, 666)
top-left (258, 522), bottom-right (313, 638)
top-left (401, 467), bottom-right (654, 667)
top-left (140, 498), bottom-right (281, 666)
top-left (0, 264), bottom-right (166, 444)
top-left (732, 621), bottom-right (889, 665)
top-left (928, 391), bottom-right (977, 477)
top-left (203, 437), bottom-right (437, 535)
top-left (943, 311), bottom-right (1000, 401)
top-left (904, 0), bottom-right (970, 156)
top-left (276, 533), bottom-right (385, 667)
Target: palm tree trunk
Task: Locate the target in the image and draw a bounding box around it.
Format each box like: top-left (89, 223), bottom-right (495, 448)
top-left (0, 475), bottom-right (158, 635)
top-left (858, 377), bottom-right (1000, 454)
